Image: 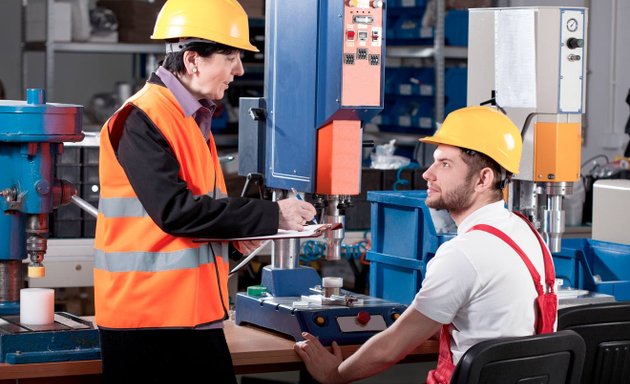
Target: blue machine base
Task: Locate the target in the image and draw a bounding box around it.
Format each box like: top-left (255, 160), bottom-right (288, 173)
top-left (0, 312), bottom-right (100, 364)
top-left (234, 292), bottom-right (407, 346)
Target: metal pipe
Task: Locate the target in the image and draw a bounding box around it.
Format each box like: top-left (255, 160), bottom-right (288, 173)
top-left (71, 195), bottom-right (98, 218)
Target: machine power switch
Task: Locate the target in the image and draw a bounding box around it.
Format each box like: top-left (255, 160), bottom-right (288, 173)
top-left (566, 37), bottom-right (584, 49)
top-left (356, 311), bottom-right (371, 325)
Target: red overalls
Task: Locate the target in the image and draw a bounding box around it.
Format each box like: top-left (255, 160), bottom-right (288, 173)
top-left (426, 212), bottom-right (557, 384)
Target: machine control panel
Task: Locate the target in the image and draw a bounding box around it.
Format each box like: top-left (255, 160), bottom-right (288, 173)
top-left (559, 9), bottom-right (586, 113)
top-left (342, 0), bottom-right (384, 107)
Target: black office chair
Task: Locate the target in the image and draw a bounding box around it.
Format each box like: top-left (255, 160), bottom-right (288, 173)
top-left (450, 330), bottom-right (586, 384)
top-left (558, 301), bottom-right (630, 384)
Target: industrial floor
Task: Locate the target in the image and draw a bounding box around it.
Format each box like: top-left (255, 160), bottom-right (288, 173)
top-left (237, 361), bottom-right (434, 383)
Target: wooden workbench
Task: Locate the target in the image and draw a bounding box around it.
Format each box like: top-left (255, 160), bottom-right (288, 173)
top-left (0, 321), bottom-right (438, 382)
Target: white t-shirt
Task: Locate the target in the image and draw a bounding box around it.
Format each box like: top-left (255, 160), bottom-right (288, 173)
top-left (412, 200), bottom-right (550, 364)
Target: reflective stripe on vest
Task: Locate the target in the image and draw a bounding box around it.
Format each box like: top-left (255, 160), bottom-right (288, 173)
top-left (94, 243), bottom-right (227, 272)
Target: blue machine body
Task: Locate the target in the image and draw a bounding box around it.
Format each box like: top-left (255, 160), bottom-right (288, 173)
top-left (0, 89), bottom-right (83, 215)
top-left (0, 90), bottom-right (99, 363)
top-left (235, 1), bottom-right (398, 344)
top-left (251, 0), bottom-right (386, 192)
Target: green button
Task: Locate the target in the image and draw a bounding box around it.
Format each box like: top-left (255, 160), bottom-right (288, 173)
top-left (247, 285), bottom-right (268, 297)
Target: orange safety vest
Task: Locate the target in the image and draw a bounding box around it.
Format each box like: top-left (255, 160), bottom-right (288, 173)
top-left (94, 82), bottom-right (230, 329)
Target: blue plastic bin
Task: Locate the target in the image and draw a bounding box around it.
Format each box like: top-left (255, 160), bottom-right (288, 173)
top-left (367, 190), bottom-right (455, 304)
top-left (445, 10), bottom-right (469, 46)
top-left (553, 238), bottom-right (630, 301)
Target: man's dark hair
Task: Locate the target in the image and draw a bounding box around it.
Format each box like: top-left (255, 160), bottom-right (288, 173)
top-left (161, 42), bottom-right (239, 74)
top-left (460, 148), bottom-right (511, 199)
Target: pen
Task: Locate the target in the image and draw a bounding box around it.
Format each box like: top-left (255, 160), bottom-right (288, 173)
top-left (290, 188), bottom-right (318, 225)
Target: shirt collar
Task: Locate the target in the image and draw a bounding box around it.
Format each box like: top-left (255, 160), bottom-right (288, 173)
top-left (155, 66), bottom-right (215, 117)
top-left (456, 200), bottom-right (510, 235)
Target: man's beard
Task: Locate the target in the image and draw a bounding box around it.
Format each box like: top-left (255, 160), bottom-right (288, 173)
top-left (425, 177), bottom-right (475, 214)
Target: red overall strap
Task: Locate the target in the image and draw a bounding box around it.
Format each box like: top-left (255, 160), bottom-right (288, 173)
top-left (426, 325), bottom-right (455, 384)
top-left (468, 213), bottom-right (556, 296)
top-left (468, 212), bottom-right (557, 334)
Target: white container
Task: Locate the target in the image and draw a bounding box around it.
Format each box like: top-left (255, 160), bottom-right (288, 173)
top-left (20, 288), bottom-right (55, 325)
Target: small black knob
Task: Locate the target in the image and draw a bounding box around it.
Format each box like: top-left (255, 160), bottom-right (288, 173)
top-left (566, 38), bottom-right (584, 49)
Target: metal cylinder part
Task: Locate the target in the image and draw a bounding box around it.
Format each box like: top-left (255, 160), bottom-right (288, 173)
top-left (324, 195), bottom-right (345, 261)
top-left (543, 194), bottom-right (565, 253)
top-left (271, 238), bottom-right (300, 269)
top-left (26, 214), bottom-right (48, 272)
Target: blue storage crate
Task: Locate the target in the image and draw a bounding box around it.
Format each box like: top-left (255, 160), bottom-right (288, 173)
top-left (388, 0), bottom-right (428, 8)
top-left (445, 9), bottom-right (469, 46)
top-left (553, 238), bottom-right (630, 300)
top-left (445, 67), bottom-right (467, 107)
top-left (386, 67), bottom-right (435, 96)
top-left (391, 14), bottom-right (433, 43)
top-left (367, 190), bottom-right (455, 304)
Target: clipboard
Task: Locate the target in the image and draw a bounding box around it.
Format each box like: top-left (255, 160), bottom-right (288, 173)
top-left (194, 223), bottom-right (342, 243)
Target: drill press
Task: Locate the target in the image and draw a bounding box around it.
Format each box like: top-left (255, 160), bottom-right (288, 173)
top-left (0, 89), bottom-right (99, 363)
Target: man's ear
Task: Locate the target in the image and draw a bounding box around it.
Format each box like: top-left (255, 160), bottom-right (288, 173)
top-left (475, 167), bottom-right (496, 192)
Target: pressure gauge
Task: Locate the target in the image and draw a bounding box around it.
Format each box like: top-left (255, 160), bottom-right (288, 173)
top-left (566, 18), bottom-right (578, 32)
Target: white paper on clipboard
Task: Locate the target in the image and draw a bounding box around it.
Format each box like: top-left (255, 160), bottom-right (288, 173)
top-left (193, 223), bottom-right (342, 243)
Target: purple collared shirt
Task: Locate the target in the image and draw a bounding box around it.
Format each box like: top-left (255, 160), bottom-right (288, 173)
top-left (155, 66), bottom-right (216, 141)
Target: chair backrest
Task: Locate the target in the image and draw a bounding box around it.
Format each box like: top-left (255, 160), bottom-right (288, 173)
top-left (450, 330), bottom-right (586, 384)
top-left (557, 301), bottom-right (630, 384)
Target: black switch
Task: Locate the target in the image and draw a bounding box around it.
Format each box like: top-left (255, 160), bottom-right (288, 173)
top-left (566, 37), bottom-right (584, 49)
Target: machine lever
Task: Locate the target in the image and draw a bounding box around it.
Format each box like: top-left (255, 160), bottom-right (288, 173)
top-left (71, 195), bottom-right (98, 218)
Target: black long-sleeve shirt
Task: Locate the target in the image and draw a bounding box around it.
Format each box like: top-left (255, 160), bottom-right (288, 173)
top-left (114, 81), bottom-right (278, 241)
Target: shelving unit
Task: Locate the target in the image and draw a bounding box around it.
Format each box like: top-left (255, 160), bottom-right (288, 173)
top-left (369, 0), bottom-right (470, 164)
top-left (21, 0), bottom-right (164, 101)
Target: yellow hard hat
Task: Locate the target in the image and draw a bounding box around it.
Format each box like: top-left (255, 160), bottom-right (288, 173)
top-left (151, 0), bottom-right (259, 52)
top-left (420, 106), bottom-right (522, 174)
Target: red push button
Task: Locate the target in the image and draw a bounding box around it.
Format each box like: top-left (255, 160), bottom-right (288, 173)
top-left (347, 30), bottom-right (356, 40)
top-left (356, 311), bottom-right (371, 325)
